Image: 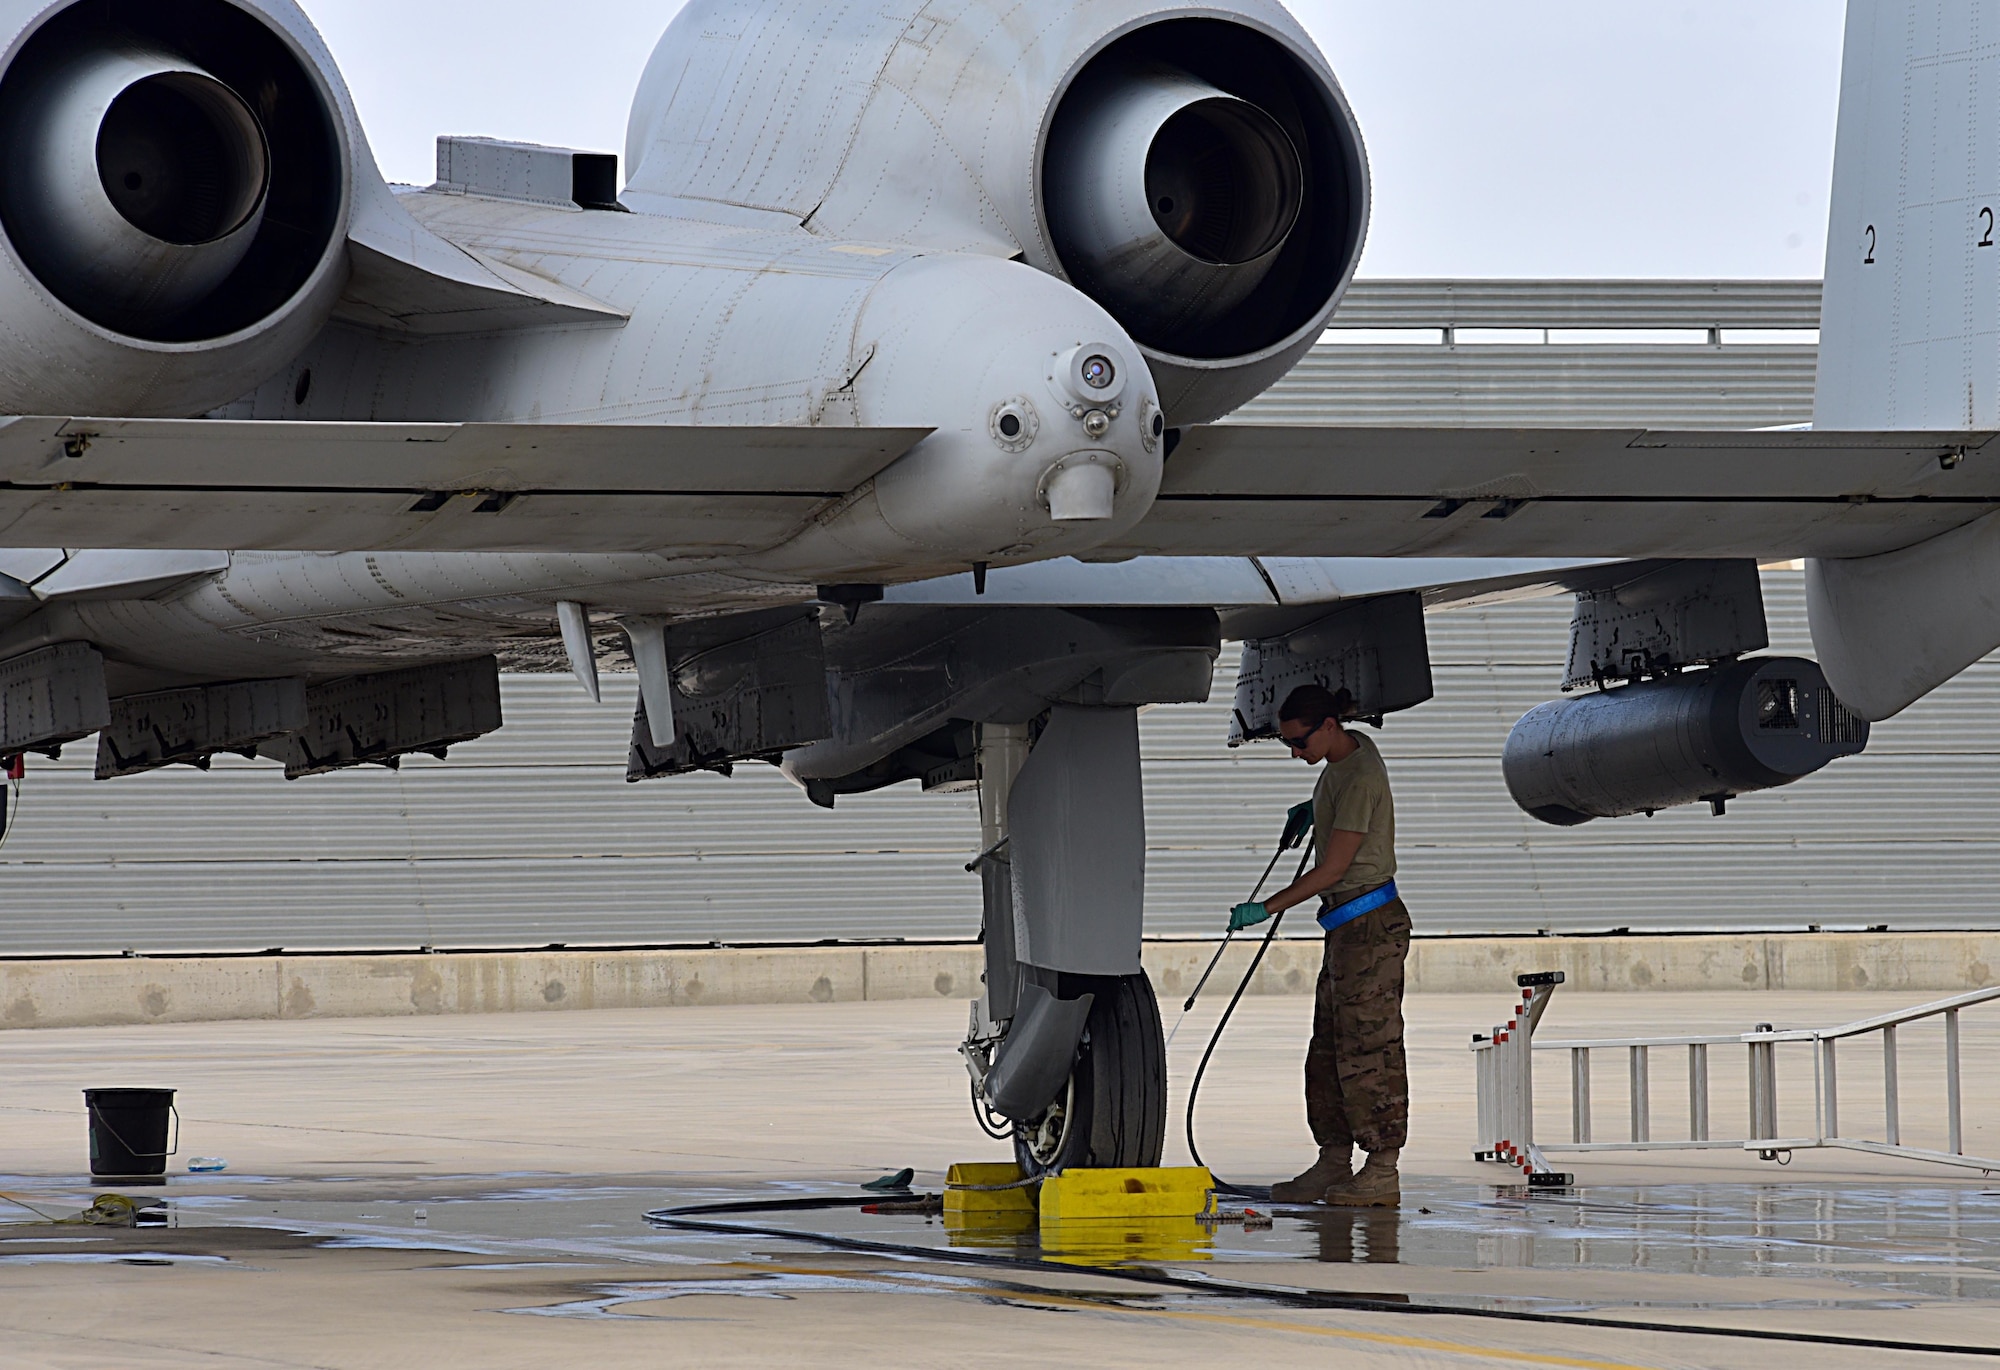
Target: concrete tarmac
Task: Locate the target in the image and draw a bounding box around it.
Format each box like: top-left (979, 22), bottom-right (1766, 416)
top-left (3, 988), bottom-right (1998, 1367)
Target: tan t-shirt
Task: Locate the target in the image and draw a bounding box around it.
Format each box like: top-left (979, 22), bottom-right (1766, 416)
top-left (1312, 730), bottom-right (1396, 902)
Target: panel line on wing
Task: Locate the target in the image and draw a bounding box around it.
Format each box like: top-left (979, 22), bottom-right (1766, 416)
top-left (1153, 493), bottom-right (2000, 505)
top-left (0, 482), bottom-right (852, 499)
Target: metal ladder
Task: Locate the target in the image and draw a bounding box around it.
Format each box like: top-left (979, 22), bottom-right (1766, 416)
top-left (1470, 971), bottom-right (1573, 1185)
top-left (1472, 975), bottom-right (2000, 1176)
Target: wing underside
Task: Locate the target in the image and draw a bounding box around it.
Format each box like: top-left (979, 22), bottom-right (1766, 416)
top-left (1110, 425), bottom-right (2000, 561)
top-left (0, 418), bottom-right (932, 554)
top-left (0, 419), bottom-right (1990, 563)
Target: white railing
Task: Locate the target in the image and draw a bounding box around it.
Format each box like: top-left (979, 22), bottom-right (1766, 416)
top-left (1471, 974), bottom-right (2000, 1177)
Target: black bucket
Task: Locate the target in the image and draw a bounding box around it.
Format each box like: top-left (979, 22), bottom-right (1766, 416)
top-left (84, 1088), bottom-right (177, 1183)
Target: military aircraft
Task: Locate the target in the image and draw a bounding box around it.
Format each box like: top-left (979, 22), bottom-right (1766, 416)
top-left (0, 0), bottom-right (1987, 1172)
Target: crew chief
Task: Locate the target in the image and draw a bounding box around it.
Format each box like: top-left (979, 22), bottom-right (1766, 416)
top-left (1229, 682), bottom-right (1410, 1207)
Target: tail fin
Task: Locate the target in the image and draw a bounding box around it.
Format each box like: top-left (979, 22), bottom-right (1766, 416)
top-left (1808, 3), bottom-right (2000, 720)
top-left (1814, 2), bottom-right (2000, 429)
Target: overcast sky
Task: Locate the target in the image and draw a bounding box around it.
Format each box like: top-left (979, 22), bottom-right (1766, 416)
top-left (305, 0), bottom-right (1847, 280)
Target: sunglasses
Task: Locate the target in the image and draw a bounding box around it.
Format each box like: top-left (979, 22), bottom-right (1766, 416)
top-left (1279, 724), bottom-right (1326, 752)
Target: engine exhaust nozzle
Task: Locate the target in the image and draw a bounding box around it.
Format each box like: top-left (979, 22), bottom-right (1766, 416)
top-left (1046, 61), bottom-right (1303, 346)
top-left (0, 46), bottom-right (270, 333)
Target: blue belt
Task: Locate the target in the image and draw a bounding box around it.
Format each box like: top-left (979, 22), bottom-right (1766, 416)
top-left (1318, 880), bottom-right (1399, 932)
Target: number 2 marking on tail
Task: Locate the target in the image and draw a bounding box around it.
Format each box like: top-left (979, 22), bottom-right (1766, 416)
top-left (1864, 225), bottom-right (1877, 263)
top-left (1980, 207), bottom-right (1994, 247)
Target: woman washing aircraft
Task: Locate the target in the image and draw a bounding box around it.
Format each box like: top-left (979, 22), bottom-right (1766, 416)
top-left (1229, 682), bottom-right (1410, 1207)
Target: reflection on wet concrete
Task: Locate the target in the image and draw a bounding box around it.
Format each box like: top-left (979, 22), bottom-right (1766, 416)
top-left (0, 1250), bottom-right (228, 1267)
top-left (944, 1209), bottom-right (1219, 1264)
top-left (2, 1174), bottom-right (1997, 1318)
top-left (1428, 1186), bottom-right (2000, 1307)
top-left (678, 1179), bottom-right (2000, 1314)
top-left (1298, 1207), bottom-right (1402, 1265)
top-left (944, 1206), bottom-right (1402, 1268)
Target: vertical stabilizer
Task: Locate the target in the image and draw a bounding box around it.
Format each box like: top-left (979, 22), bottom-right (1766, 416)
top-left (1807, 2), bottom-right (2000, 723)
top-left (1815, 2), bottom-right (2000, 429)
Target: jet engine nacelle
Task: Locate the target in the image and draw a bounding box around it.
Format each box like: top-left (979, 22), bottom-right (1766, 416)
top-left (625, 0), bottom-right (1368, 425)
top-left (1502, 656), bottom-right (1870, 826)
top-left (0, 0), bottom-right (352, 415)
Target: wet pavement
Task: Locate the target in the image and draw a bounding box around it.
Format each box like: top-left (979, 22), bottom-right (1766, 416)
top-left (7, 1172), bottom-right (1999, 1312)
top-left (6, 1169), bottom-right (2000, 1365)
top-left (3, 992), bottom-right (1999, 1366)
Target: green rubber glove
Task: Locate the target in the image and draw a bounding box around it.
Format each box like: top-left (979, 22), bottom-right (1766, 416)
top-left (1229, 901), bottom-right (1272, 932)
top-left (1280, 799), bottom-right (1314, 851)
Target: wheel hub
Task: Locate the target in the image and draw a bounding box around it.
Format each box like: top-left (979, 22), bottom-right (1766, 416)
top-left (1020, 1076), bottom-right (1075, 1168)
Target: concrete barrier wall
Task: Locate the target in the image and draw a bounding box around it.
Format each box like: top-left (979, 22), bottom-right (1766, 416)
top-left (5, 932), bottom-right (1999, 1031)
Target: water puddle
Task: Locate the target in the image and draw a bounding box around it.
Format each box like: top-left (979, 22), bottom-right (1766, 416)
top-left (0, 1251), bottom-right (228, 1267)
top-left (2, 1174), bottom-right (1995, 1316)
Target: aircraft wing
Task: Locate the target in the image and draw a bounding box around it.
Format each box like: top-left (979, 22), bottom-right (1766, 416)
top-left (8, 419), bottom-right (1994, 564)
top-left (0, 418), bottom-right (931, 553)
top-left (884, 553), bottom-right (1628, 610)
top-left (1104, 426), bottom-right (2000, 561)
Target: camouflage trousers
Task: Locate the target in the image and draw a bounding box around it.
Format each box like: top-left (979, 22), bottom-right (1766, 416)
top-left (1305, 896), bottom-right (1411, 1154)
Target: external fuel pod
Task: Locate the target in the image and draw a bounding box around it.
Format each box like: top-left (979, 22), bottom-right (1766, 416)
top-left (1502, 656), bottom-right (1869, 826)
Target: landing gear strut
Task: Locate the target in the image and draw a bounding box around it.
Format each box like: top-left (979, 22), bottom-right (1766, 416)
top-left (963, 707), bottom-right (1166, 1173)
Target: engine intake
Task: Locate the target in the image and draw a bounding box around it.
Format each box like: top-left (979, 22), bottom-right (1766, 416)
top-left (1502, 656), bottom-right (1870, 826)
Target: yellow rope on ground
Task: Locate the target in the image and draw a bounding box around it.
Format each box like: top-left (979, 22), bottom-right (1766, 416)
top-left (0, 1191), bottom-right (60, 1221)
top-left (0, 1191), bottom-right (149, 1225)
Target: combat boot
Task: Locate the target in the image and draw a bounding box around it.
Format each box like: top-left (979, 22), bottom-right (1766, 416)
top-left (1320, 1148), bottom-right (1399, 1207)
top-left (1269, 1146), bottom-right (1352, 1204)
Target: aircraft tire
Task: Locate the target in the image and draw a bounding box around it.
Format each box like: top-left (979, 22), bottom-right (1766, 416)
top-left (1013, 971), bottom-right (1166, 1176)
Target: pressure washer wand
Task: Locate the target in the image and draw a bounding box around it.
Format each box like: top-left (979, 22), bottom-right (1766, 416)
top-left (1181, 841), bottom-right (1288, 1013)
top-left (1166, 799), bottom-right (1312, 1051)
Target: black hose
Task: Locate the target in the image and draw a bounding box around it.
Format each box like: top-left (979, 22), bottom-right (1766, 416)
top-left (969, 1081), bottom-right (1013, 1141)
top-left (1184, 845), bottom-right (1312, 1197)
top-left (1183, 908), bottom-right (1285, 1198)
top-left (639, 1195), bottom-right (2000, 1357)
